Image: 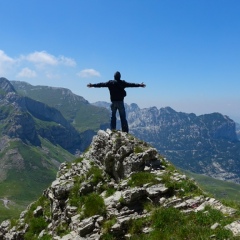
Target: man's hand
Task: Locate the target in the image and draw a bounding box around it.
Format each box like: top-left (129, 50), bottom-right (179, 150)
top-left (87, 83), bottom-right (93, 88)
top-left (140, 82), bottom-right (146, 87)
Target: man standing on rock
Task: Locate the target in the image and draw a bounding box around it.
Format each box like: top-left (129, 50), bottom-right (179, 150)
top-left (87, 71), bottom-right (146, 133)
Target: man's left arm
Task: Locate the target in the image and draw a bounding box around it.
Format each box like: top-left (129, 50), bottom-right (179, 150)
top-left (124, 81), bottom-right (146, 88)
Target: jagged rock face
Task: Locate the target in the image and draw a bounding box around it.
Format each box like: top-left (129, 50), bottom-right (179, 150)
top-left (236, 123), bottom-right (240, 140)
top-left (6, 110), bottom-right (41, 146)
top-left (1, 130), bottom-right (240, 239)
top-left (0, 78), bottom-right (16, 94)
top-left (93, 102), bottom-right (240, 183)
top-left (127, 106), bottom-right (240, 183)
top-left (85, 130), bottom-right (160, 182)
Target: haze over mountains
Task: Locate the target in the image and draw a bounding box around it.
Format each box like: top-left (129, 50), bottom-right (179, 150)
top-left (93, 101), bottom-right (240, 183)
top-left (0, 77), bottom-right (240, 221)
top-left (8, 78), bottom-right (240, 183)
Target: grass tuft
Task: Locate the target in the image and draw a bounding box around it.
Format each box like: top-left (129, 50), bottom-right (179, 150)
top-left (83, 193), bottom-right (106, 218)
top-left (128, 172), bottom-right (159, 187)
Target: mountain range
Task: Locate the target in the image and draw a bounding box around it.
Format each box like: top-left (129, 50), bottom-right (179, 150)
top-left (7, 79), bottom-right (240, 183)
top-left (93, 101), bottom-right (240, 183)
top-left (0, 77), bottom-right (240, 221)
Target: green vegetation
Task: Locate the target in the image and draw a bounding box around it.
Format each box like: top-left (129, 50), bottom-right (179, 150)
top-left (33, 117), bottom-right (60, 130)
top-left (134, 145), bottom-right (144, 153)
top-left (22, 195), bottom-right (51, 240)
top-left (119, 195), bottom-right (125, 205)
top-left (102, 217), bottom-right (117, 239)
top-left (0, 138), bottom-right (74, 222)
top-left (24, 216), bottom-right (48, 239)
top-left (165, 177), bottom-right (203, 197)
top-left (127, 206), bottom-right (236, 239)
top-left (87, 166), bottom-right (104, 186)
top-left (68, 165), bottom-right (106, 218)
top-left (128, 172), bottom-right (160, 187)
top-left (69, 183), bottom-right (106, 218)
top-left (0, 104), bottom-right (15, 132)
top-left (56, 222), bottom-right (70, 237)
top-left (105, 187), bottom-right (116, 197)
top-left (74, 157), bottom-right (84, 163)
top-left (181, 169), bottom-right (240, 202)
top-left (12, 82), bottom-right (110, 132)
top-left (83, 193), bottom-right (106, 218)
top-left (103, 217), bottom-right (117, 233)
top-left (0, 201), bottom-right (27, 223)
top-left (68, 176), bottom-right (84, 207)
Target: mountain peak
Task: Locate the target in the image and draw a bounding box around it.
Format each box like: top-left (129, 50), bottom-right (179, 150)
top-left (84, 129), bottom-right (162, 182)
top-left (0, 77), bottom-right (16, 95)
top-left (1, 130), bottom-right (240, 239)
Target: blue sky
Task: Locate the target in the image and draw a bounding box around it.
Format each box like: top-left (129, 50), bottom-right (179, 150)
top-left (0, 0), bottom-right (239, 122)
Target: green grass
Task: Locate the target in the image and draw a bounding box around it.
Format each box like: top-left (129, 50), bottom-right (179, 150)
top-left (128, 206), bottom-right (235, 240)
top-left (102, 217), bottom-right (117, 233)
top-left (19, 195), bottom-right (51, 239)
top-left (134, 146), bottom-right (144, 153)
top-left (105, 187), bottom-right (116, 197)
top-left (0, 138), bottom-right (74, 221)
top-left (87, 166), bottom-right (104, 186)
top-left (128, 172), bottom-right (160, 187)
top-left (56, 222), bottom-right (70, 237)
top-left (181, 169), bottom-right (240, 202)
top-left (83, 193), bottom-right (106, 218)
top-left (0, 200), bottom-right (28, 222)
top-left (68, 176), bottom-right (84, 207)
top-left (11, 82), bottom-right (110, 132)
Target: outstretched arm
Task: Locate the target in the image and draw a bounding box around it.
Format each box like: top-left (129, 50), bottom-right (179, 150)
top-left (124, 81), bottom-right (146, 88)
top-left (87, 82), bottom-right (109, 88)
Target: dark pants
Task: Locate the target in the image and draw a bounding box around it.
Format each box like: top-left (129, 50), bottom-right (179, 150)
top-left (111, 101), bottom-right (129, 133)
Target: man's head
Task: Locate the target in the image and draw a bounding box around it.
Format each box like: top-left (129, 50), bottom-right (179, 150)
top-left (114, 71), bottom-right (121, 81)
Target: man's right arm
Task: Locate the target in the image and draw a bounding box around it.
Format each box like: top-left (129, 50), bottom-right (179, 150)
top-left (87, 82), bottom-right (109, 88)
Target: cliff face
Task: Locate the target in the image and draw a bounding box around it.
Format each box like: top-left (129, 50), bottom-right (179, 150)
top-left (1, 130), bottom-right (240, 239)
top-left (236, 123), bottom-right (240, 140)
top-left (0, 78), bottom-right (16, 94)
top-left (127, 106), bottom-right (240, 183)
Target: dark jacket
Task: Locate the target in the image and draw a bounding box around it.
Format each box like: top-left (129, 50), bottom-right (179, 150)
top-left (91, 80), bottom-right (142, 102)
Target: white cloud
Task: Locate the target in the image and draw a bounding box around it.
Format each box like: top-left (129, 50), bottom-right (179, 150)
top-left (17, 67), bottom-right (37, 78)
top-left (25, 51), bottom-right (58, 66)
top-left (77, 69), bottom-right (101, 78)
top-left (59, 56), bottom-right (76, 67)
top-left (0, 50), bottom-right (14, 63)
top-left (0, 49), bottom-right (77, 80)
top-left (0, 50), bottom-right (15, 75)
top-left (22, 51), bottom-right (77, 67)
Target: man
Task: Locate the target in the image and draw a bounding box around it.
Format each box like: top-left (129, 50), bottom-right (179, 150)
top-left (87, 71), bottom-right (146, 133)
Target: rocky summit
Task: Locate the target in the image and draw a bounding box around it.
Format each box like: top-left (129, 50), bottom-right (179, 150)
top-left (1, 130), bottom-right (240, 239)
